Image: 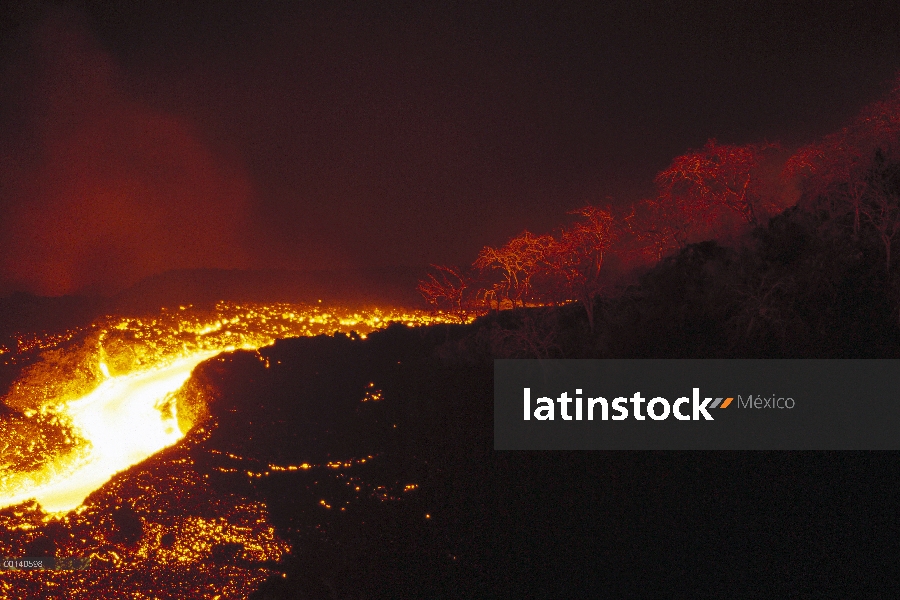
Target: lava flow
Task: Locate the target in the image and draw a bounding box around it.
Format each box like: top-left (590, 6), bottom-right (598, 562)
top-left (0, 302), bottom-right (459, 515)
top-left (0, 351), bottom-right (218, 513)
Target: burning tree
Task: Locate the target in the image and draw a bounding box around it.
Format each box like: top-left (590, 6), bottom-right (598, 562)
top-left (545, 205), bottom-right (616, 332)
top-left (474, 231), bottom-right (554, 310)
top-left (656, 139), bottom-right (777, 226)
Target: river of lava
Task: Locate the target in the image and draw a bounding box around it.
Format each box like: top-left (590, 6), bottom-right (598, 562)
top-left (0, 351), bottom-right (218, 513)
top-left (0, 302), bottom-right (461, 516)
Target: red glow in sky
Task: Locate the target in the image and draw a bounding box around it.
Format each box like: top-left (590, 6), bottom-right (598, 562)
top-left (1, 2), bottom-right (899, 296)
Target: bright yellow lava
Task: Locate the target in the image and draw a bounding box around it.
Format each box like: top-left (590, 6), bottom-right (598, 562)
top-left (0, 351), bottom-right (218, 513)
top-left (0, 302), bottom-right (465, 515)
top-left (62, 352), bottom-right (216, 512)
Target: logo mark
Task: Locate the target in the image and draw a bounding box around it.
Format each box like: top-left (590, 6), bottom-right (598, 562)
top-left (711, 397), bottom-right (733, 409)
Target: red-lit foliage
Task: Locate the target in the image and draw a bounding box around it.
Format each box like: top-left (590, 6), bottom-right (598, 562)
top-left (545, 206), bottom-right (616, 332)
top-left (783, 133), bottom-right (871, 234)
top-left (420, 74), bottom-right (900, 337)
top-left (623, 197), bottom-right (690, 262)
top-left (417, 265), bottom-right (469, 315)
top-left (656, 139), bottom-right (777, 226)
top-left (446, 206), bottom-right (619, 331)
top-left (783, 74), bottom-right (900, 269)
top-left (474, 231), bottom-right (554, 309)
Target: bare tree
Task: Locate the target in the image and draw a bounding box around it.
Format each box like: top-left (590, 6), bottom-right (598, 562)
top-left (656, 139), bottom-right (777, 226)
top-left (783, 133), bottom-right (870, 235)
top-left (623, 196), bottom-right (691, 262)
top-left (545, 205), bottom-right (616, 332)
top-left (783, 72), bottom-right (900, 237)
top-left (862, 150), bottom-right (900, 273)
top-left (417, 264), bottom-right (471, 319)
top-left (474, 231), bottom-right (553, 309)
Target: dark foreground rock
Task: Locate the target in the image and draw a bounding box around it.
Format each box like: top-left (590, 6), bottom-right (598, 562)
top-left (2, 318), bottom-right (896, 598)
top-left (178, 323), bottom-right (900, 599)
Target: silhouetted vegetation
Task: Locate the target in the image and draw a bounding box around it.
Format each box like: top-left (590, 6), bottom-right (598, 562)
top-left (420, 73), bottom-right (900, 360)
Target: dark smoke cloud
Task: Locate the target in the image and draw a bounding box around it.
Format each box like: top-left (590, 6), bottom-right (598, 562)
top-left (0, 11), bottom-right (252, 296)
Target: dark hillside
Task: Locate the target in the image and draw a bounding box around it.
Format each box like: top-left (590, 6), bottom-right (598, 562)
top-left (169, 322), bottom-right (899, 599)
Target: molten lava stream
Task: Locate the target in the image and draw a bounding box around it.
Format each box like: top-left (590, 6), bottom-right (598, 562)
top-left (0, 302), bottom-right (460, 516)
top-left (0, 351), bottom-right (218, 514)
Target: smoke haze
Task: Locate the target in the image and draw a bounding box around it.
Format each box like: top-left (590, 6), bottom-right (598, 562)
top-left (0, 11), bottom-right (251, 295)
top-left (1, 3), bottom-right (899, 297)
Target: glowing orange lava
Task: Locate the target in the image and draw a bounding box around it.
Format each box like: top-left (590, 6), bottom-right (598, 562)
top-left (0, 351), bottom-right (216, 512)
top-left (0, 302), bottom-right (463, 515)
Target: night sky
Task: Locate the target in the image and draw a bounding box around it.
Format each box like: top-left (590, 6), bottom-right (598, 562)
top-left (1, 1), bottom-right (899, 296)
